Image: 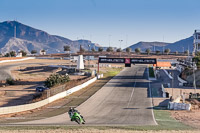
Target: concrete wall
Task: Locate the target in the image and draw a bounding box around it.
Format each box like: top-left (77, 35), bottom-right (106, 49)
top-left (0, 75), bottom-right (101, 115)
top-left (0, 57), bottom-right (35, 64)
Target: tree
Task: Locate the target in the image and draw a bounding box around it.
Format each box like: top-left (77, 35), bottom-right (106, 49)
top-left (126, 48), bottom-right (131, 53)
top-left (135, 48), bottom-right (141, 54)
top-left (184, 50), bottom-right (189, 56)
top-left (145, 48), bottom-right (151, 55)
top-left (91, 47), bottom-right (95, 52)
top-left (44, 74), bottom-right (70, 88)
top-left (164, 48), bottom-right (170, 55)
top-left (20, 50), bottom-right (27, 57)
top-left (4, 53), bottom-right (10, 57)
top-left (63, 45), bottom-right (70, 52)
top-left (31, 50), bottom-right (37, 54)
top-left (80, 45), bottom-right (85, 52)
top-left (116, 48), bottom-right (122, 52)
top-left (9, 51), bottom-right (16, 57)
top-left (106, 47), bottom-right (114, 52)
top-left (156, 50), bottom-right (160, 55)
top-left (98, 47), bottom-right (103, 52)
top-left (41, 49), bottom-right (46, 52)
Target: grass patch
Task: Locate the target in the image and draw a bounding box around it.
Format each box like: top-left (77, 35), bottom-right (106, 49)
top-left (152, 109), bottom-right (193, 130)
top-left (149, 67), bottom-right (155, 78)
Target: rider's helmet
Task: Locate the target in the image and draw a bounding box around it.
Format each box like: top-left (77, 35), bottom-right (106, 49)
top-left (69, 107), bottom-right (74, 112)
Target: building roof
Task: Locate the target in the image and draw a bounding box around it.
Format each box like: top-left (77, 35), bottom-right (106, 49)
top-left (153, 62), bottom-right (171, 67)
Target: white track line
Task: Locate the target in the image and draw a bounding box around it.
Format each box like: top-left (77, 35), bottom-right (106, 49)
top-left (147, 67), bottom-right (158, 125)
top-left (127, 72), bottom-right (137, 108)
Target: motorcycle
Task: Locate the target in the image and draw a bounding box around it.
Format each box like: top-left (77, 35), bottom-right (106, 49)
top-left (71, 112), bottom-right (85, 124)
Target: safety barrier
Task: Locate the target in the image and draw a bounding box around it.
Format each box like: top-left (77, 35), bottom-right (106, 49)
top-left (163, 69), bottom-right (173, 79)
top-left (0, 57), bottom-right (35, 63)
top-left (161, 84), bottom-right (166, 98)
top-left (168, 102), bottom-right (191, 111)
top-left (0, 75), bottom-right (102, 115)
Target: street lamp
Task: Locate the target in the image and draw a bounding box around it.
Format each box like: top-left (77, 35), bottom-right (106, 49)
top-left (119, 40), bottom-right (123, 57)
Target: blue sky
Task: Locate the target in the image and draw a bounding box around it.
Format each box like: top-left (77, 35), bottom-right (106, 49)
top-left (0, 0), bottom-right (200, 48)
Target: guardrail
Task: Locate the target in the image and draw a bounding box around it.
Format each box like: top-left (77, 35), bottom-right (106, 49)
top-left (0, 74), bottom-right (103, 115)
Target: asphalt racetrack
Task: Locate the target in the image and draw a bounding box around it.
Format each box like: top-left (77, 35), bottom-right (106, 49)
top-left (16, 65), bottom-right (157, 126)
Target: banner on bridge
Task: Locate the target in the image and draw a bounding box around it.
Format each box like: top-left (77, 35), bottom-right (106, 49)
top-left (99, 58), bottom-right (157, 64)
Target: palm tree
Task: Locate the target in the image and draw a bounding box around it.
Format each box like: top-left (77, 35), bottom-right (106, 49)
top-left (126, 48), bottom-right (131, 53)
top-left (98, 47), bottom-right (103, 52)
top-left (9, 51), bottom-right (16, 57)
top-left (20, 50), bottom-right (27, 57)
top-left (106, 47), bottom-right (114, 52)
top-left (164, 48), bottom-right (170, 55)
top-left (146, 48), bottom-right (151, 55)
top-left (116, 48), bottom-right (122, 52)
top-left (91, 47), bottom-right (95, 52)
top-left (80, 45), bottom-right (85, 53)
top-left (64, 45), bottom-right (70, 52)
top-left (135, 48), bottom-right (141, 54)
top-left (156, 50), bottom-right (160, 55)
top-left (184, 50), bottom-right (189, 56)
top-left (31, 50), bottom-right (37, 54)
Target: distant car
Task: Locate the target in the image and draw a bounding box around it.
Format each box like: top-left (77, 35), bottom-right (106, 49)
top-left (36, 86), bottom-right (49, 92)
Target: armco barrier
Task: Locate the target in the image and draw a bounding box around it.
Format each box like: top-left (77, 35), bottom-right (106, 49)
top-left (0, 75), bottom-right (101, 115)
top-left (177, 76), bottom-right (187, 83)
top-left (0, 57), bottom-right (35, 63)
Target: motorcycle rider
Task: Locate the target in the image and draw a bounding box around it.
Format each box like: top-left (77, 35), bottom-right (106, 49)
top-left (68, 107), bottom-right (85, 123)
top-left (68, 107), bottom-right (79, 120)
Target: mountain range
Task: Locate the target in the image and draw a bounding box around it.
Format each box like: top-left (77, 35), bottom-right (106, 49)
top-left (127, 36), bottom-right (193, 53)
top-left (0, 21), bottom-right (99, 54)
top-left (0, 20), bottom-right (194, 54)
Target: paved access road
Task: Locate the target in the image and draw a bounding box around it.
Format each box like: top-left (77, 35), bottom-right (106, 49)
top-left (16, 65), bottom-right (156, 126)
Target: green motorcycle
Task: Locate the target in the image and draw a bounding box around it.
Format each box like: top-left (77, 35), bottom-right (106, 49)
top-left (71, 112), bottom-right (85, 124)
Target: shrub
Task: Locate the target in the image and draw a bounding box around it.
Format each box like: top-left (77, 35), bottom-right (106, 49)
top-left (149, 67), bottom-right (155, 78)
top-left (6, 78), bottom-right (15, 85)
top-left (44, 74), bottom-right (70, 88)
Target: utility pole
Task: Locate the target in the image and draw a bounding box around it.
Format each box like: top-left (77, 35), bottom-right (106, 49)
top-left (119, 40), bottom-right (123, 57)
top-left (193, 62), bottom-right (197, 94)
top-left (88, 44), bottom-right (90, 69)
top-left (109, 35), bottom-right (111, 47)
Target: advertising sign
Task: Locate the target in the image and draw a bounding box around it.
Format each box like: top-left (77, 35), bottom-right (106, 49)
top-left (99, 58), bottom-right (125, 63)
top-left (131, 58), bottom-right (157, 64)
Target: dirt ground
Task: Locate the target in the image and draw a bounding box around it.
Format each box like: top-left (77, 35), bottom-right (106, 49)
top-left (0, 59), bottom-right (97, 107)
top-left (0, 58), bottom-right (123, 107)
top-left (162, 87), bottom-right (200, 128)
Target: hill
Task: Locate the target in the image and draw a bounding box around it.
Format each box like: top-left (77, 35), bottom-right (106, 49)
top-left (0, 21), bottom-right (100, 54)
top-left (126, 36), bottom-right (194, 53)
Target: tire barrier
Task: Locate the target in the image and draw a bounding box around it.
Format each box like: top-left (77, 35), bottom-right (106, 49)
top-left (168, 102), bottom-right (191, 111)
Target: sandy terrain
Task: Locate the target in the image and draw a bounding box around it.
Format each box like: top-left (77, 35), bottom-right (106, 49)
top-left (163, 87), bottom-right (200, 128)
top-left (0, 59), bottom-right (98, 107)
